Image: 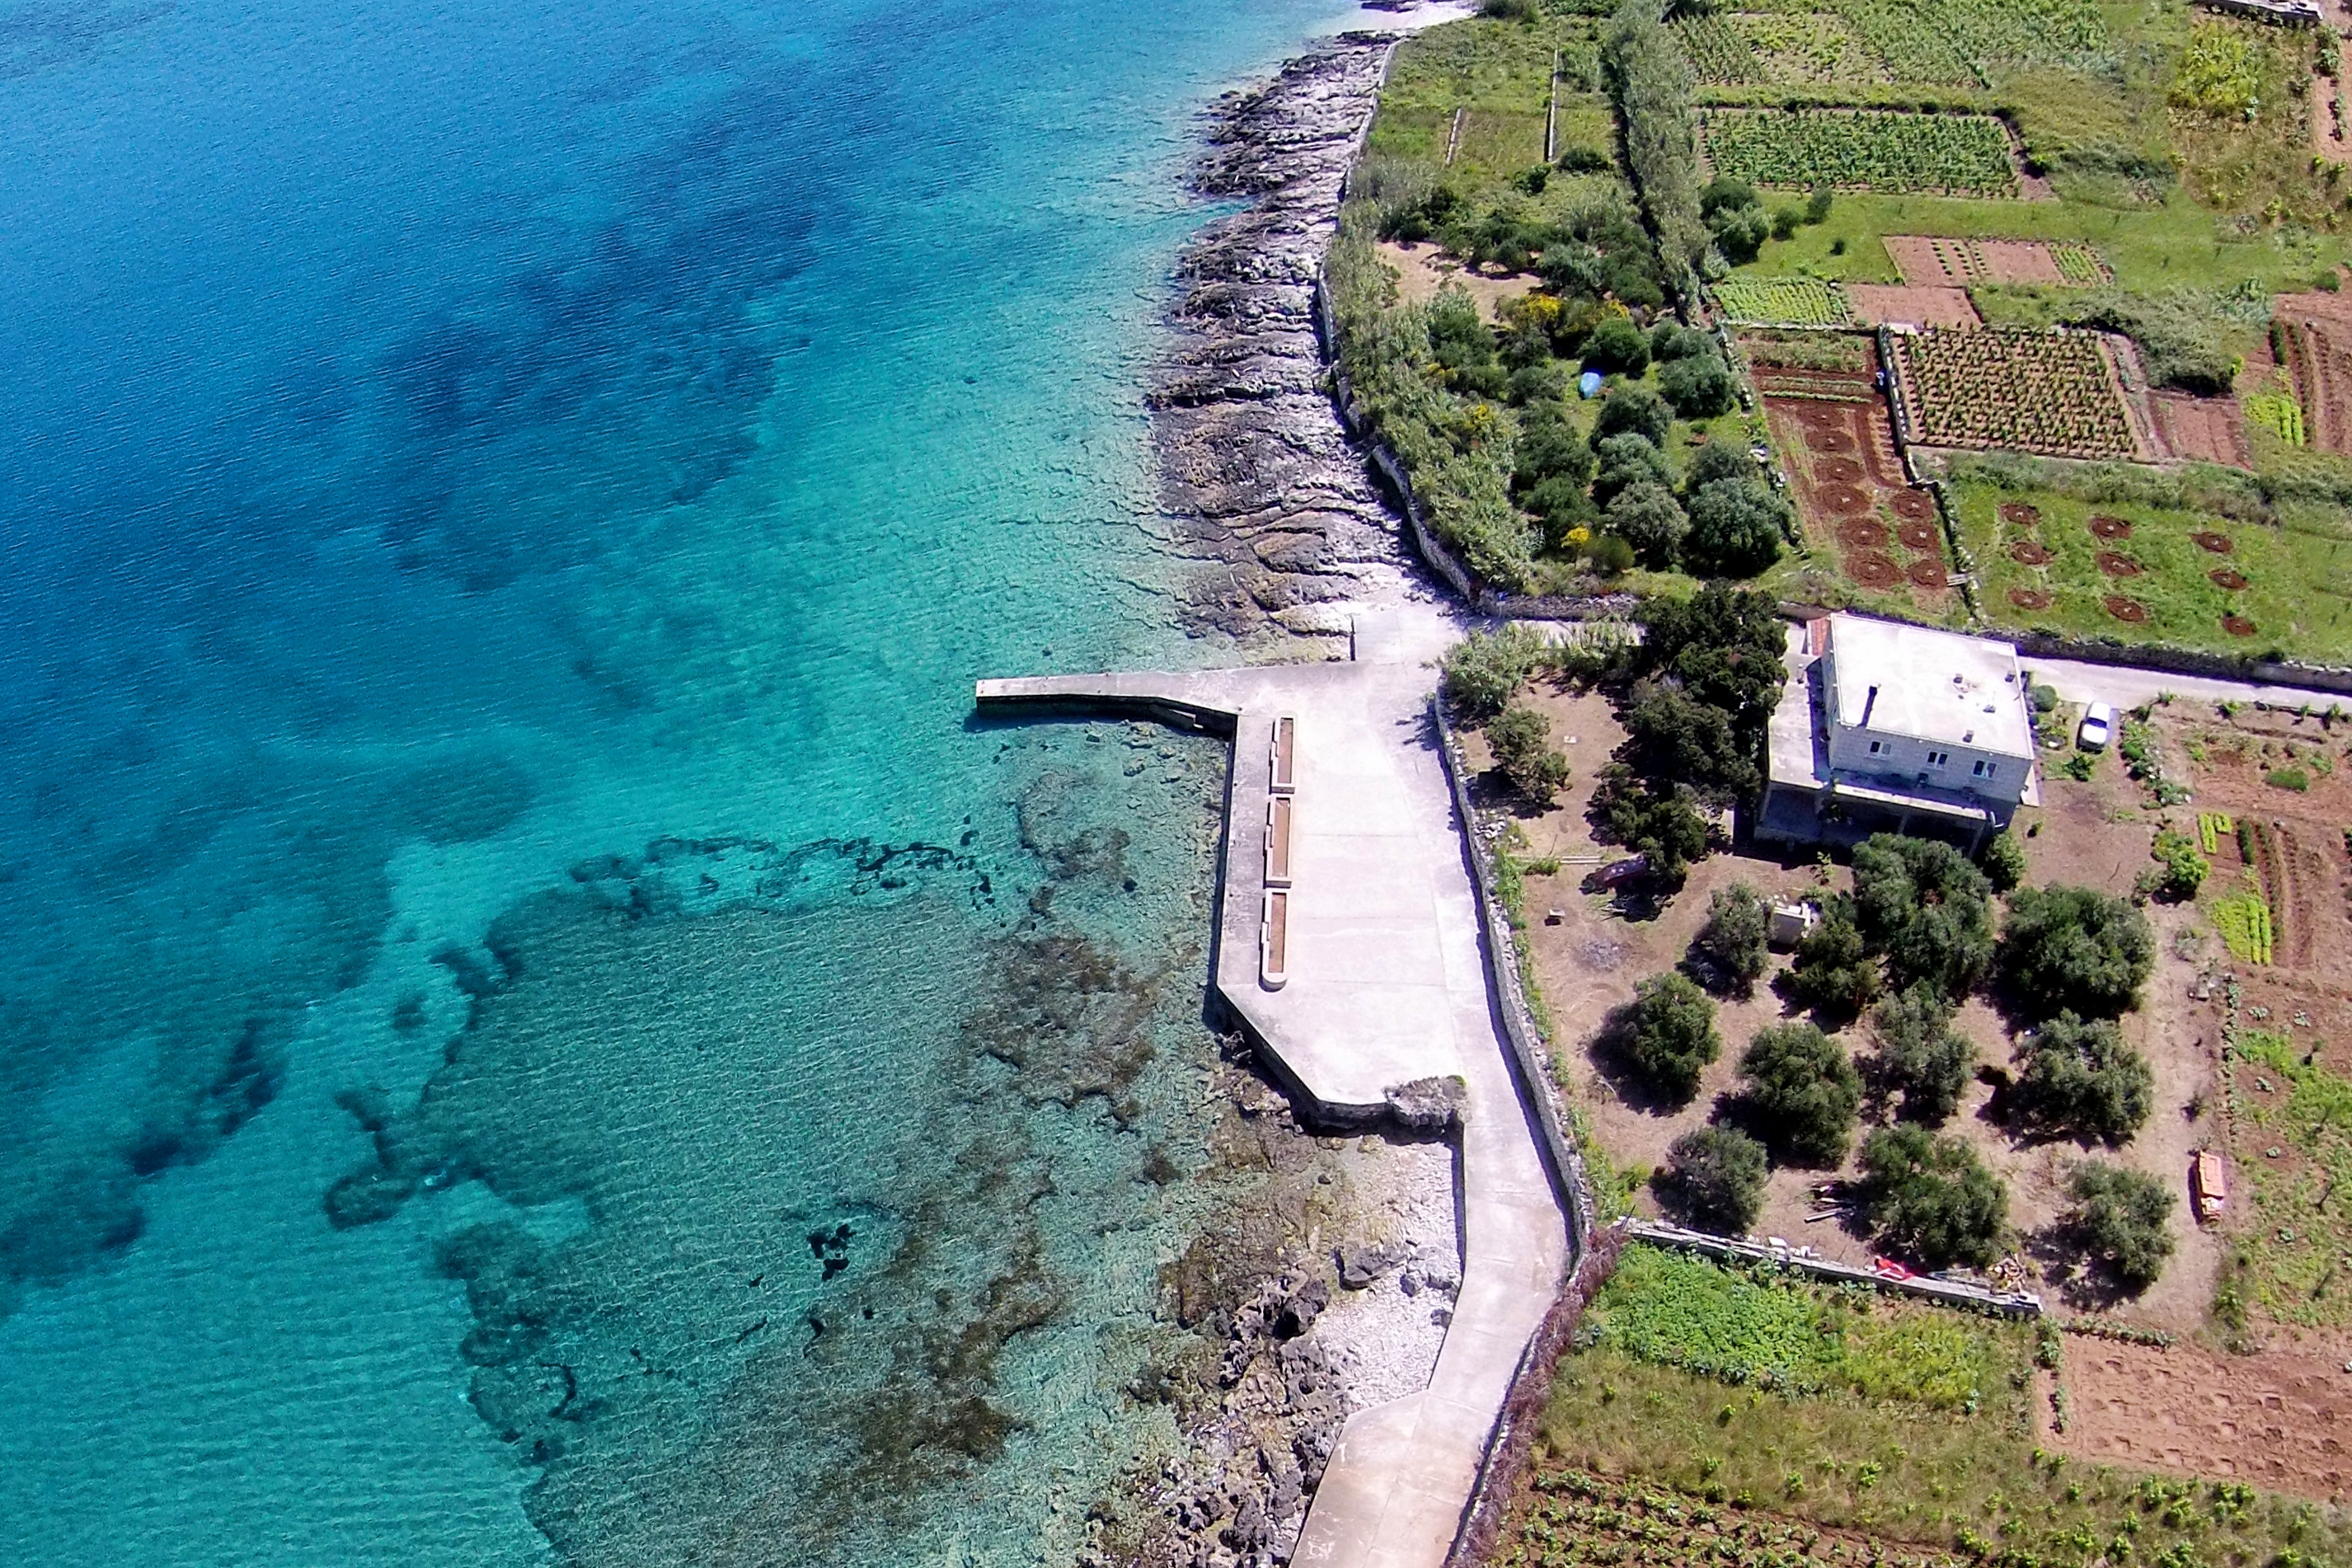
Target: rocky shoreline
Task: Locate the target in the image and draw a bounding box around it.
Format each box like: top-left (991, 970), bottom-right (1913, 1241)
top-left (1152, 34), bottom-right (1426, 645)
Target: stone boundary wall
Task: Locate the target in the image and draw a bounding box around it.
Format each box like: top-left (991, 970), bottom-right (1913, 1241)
top-left (1622, 1218), bottom-right (2045, 1317)
top-left (1430, 691), bottom-right (1613, 1566)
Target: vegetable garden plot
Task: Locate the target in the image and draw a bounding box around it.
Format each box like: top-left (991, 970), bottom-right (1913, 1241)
top-left (1712, 276), bottom-right (1852, 326)
top-left (1700, 110), bottom-right (2017, 195)
top-left (1672, 13), bottom-right (1758, 84)
top-left (1890, 329), bottom-right (2142, 458)
top-left (1498, 1472), bottom-right (1971, 1568)
top-left (1824, 0), bottom-right (2107, 87)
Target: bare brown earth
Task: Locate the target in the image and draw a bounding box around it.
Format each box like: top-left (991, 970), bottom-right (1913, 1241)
top-left (1375, 239), bottom-right (1528, 316)
top-left (2148, 389), bottom-right (2252, 468)
top-left (1845, 284), bottom-right (1980, 329)
top-left (1883, 235), bottom-right (2104, 288)
top-left (2054, 1336), bottom-right (2352, 1502)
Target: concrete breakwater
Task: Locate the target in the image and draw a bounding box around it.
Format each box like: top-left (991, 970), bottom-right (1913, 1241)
top-left (977, 608), bottom-right (1571, 1568)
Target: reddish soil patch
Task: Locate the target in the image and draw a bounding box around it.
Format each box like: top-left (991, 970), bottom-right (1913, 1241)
top-left (1816, 455), bottom-right (1866, 484)
top-left (2089, 514), bottom-right (2133, 539)
top-left (2059, 1339), bottom-right (2352, 1500)
top-left (2209, 568), bottom-right (2250, 590)
top-left (1895, 519), bottom-right (1939, 551)
top-left (2010, 540), bottom-right (2054, 564)
top-left (1890, 490), bottom-right (1934, 520)
top-left (2096, 551), bottom-right (2143, 577)
top-left (2223, 613), bottom-right (2259, 637)
top-left (2193, 530), bottom-right (2234, 553)
top-left (1999, 501), bottom-right (2041, 527)
top-left (1816, 482), bottom-right (1870, 514)
top-left (1848, 552), bottom-right (1903, 589)
top-left (2106, 595), bottom-right (2148, 622)
top-left (2009, 587), bottom-right (2054, 609)
top-left (1806, 426), bottom-right (1858, 453)
top-left (1837, 519), bottom-right (1890, 548)
top-left (2150, 391), bottom-right (2251, 468)
top-left (1846, 283), bottom-right (1980, 329)
top-left (1796, 401), bottom-right (1847, 428)
top-left (1905, 558), bottom-right (1947, 588)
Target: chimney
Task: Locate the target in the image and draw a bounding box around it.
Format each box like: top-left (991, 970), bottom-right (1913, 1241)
top-left (1861, 685), bottom-right (1879, 727)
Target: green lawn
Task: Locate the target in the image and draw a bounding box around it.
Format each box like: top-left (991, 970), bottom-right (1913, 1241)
top-left (1951, 477), bottom-right (2352, 663)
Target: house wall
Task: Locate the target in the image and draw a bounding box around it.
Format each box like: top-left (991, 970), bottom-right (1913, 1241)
top-left (1821, 721), bottom-right (2028, 805)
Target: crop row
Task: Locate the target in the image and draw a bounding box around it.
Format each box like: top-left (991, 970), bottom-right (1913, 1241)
top-left (1713, 278), bottom-right (1852, 326)
top-left (1673, 15), bottom-right (1759, 86)
top-left (1892, 331), bottom-right (2138, 459)
top-left (1700, 111), bottom-right (2016, 196)
top-left (2214, 887), bottom-right (2275, 965)
top-left (2198, 811), bottom-right (2237, 857)
top-left (2246, 390), bottom-right (2306, 447)
top-left (1502, 1471), bottom-right (1969, 1568)
top-left (2049, 242), bottom-right (2107, 285)
top-left (1824, 0), bottom-right (2105, 87)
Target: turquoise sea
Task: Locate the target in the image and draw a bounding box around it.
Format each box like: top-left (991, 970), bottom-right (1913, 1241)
top-left (0, 1), bottom-right (1369, 1561)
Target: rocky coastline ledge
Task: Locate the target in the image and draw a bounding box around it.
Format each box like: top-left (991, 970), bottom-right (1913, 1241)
top-left (1080, 29), bottom-right (1482, 1568)
top-left (1153, 34), bottom-right (1421, 644)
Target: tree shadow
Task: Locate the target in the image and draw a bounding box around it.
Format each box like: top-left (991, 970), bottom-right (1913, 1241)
top-left (2024, 1223), bottom-right (2152, 1312)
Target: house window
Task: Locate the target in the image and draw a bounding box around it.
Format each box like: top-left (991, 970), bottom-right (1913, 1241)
top-left (1972, 759), bottom-right (1993, 779)
top-left (1866, 739), bottom-right (1887, 756)
top-left (1927, 750), bottom-right (1951, 768)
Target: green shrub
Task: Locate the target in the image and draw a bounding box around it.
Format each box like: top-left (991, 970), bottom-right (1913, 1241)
top-left (1591, 772), bottom-right (1711, 886)
top-left (2061, 1160), bottom-right (2175, 1293)
top-left (2012, 1011), bottom-right (2153, 1143)
top-left (1978, 829), bottom-right (2027, 893)
top-left (1593, 383), bottom-right (1672, 448)
top-left (2266, 767), bottom-right (2311, 792)
top-left (1659, 353), bottom-right (1736, 420)
top-left (1617, 971), bottom-right (1722, 1102)
top-left (1857, 1124), bottom-right (2007, 1270)
top-left (1998, 885), bottom-right (2154, 1020)
top-left (1655, 1125), bottom-right (1769, 1232)
top-left (1692, 882), bottom-right (1771, 995)
top-left (1488, 702), bottom-right (1573, 803)
top-left (1739, 1021), bottom-right (1861, 1167)
top-left (2148, 829), bottom-right (2208, 901)
top-left (1442, 624), bottom-right (1550, 718)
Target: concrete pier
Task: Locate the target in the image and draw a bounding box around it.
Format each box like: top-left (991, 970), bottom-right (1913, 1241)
top-left (974, 610), bottom-right (1570, 1568)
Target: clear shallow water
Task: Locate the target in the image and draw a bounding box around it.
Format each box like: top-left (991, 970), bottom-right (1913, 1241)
top-left (0, 0), bottom-right (1362, 1560)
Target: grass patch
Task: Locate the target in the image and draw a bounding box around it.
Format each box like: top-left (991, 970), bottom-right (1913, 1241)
top-left (2228, 1030), bottom-right (2352, 1329)
top-left (1948, 477), bottom-right (2352, 664)
top-left (1588, 1246), bottom-right (2005, 1411)
top-left (1736, 190), bottom-right (2349, 294)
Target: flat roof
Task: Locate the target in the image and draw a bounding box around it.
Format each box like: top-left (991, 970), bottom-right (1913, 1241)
top-left (1825, 613), bottom-right (2034, 759)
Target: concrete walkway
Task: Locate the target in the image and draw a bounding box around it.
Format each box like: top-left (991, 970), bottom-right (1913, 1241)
top-left (974, 609), bottom-right (1570, 1568)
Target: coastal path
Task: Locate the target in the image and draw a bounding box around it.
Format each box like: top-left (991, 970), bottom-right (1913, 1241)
top-left (974, 608), bottom-right (1570, 1568)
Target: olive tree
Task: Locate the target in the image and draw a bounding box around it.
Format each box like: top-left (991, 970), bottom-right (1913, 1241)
top-left (1871, 983), bottom-right (1978, 1126)
top-left (1656, 1124), bottom-right (1768, 1232)
top-left (1738, 1021), bottom-right (1860, 1167)
top-left (2011, 1012), bottom-right (2153, 1143)
top-left (1857, 1124), bottom-right (2007, 1270)
top-left (1691, 882), bottom-right (1771, 995)
top-left (1998, 886), bottom-right (2155, 1020)
top-left (1614, 971), bottom-right (1722, 1103)
top-left (2060, 1160), bottom-right (2176, 1293)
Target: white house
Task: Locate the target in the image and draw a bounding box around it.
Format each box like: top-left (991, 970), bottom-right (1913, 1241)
top-left (1759, 613), bottom-right (2040, 848)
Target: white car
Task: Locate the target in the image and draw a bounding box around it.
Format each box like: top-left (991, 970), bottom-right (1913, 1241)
top-left (2077, 702), bottom-right (2115, 751)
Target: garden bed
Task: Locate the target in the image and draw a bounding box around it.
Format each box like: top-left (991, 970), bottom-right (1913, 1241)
top-left (1698, 110), bottom-right (2018, 196)
top-left (1890, 329), bottom-right (2145, 461)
